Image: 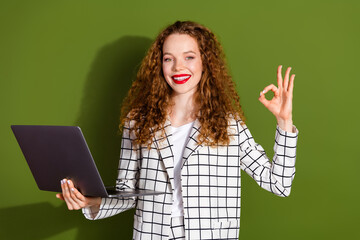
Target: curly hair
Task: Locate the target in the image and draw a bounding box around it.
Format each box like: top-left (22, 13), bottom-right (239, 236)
top-left (119, 20), bottom-right (245, 148)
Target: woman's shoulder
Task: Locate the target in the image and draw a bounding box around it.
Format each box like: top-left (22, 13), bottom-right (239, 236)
top-left (227, 114), bottom-right (245, 126)
top-left (123, 118), bottom-right (138, 132)
top-left (226, 114), bottom-right (247, 136)
top-left (123, 109), bottom-right (142, 128)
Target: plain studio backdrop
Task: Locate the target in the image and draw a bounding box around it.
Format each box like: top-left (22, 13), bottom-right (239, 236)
top-left (0, 0), bottom-right (358, 239)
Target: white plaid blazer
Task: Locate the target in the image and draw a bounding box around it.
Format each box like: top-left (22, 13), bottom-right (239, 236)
top-left (83, 117), bottom-right (298, 240)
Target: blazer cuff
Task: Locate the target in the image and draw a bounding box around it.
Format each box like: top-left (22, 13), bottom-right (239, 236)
top-left (276, 124), bottom-right (299, 136)
top-left (82, 197), bottom-right (106, 220)
top-left (274, 125), bottom-right (298, 159)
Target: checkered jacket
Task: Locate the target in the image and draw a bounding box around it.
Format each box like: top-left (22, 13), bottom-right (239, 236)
top-left (83, 117), bottom-right (298, 240)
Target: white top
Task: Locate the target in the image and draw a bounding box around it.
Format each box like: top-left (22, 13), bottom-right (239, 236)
top-left (170, 121), bottom-right (195, 217)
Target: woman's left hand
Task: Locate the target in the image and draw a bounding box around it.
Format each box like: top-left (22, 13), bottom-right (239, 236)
top-left (258, 65), bottom-right (295, 132)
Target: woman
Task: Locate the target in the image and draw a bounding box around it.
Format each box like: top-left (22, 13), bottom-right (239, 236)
top-left (57, 20), bottom-right (298, 240)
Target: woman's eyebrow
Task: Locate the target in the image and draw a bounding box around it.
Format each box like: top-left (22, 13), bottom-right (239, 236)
top-left (184, 51), bottom-right (196, 54)
top-left (163, 50), bottom-right (196, 55)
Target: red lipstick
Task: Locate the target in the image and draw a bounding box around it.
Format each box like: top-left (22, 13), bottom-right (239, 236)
top-left (171, 74), bottom-right (191, 84)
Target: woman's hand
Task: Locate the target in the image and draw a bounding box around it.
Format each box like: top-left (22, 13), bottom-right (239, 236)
top-left (56, 178), bottom-right (101, 211)
top-left (258, 65), bottom-right (295, 132)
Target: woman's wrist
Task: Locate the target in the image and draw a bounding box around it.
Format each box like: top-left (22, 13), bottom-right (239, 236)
top-left (87, 197), bottom-right (101, 219)
top-left (276, 117), bottom-right (294, 132)
top-left (89, 197), bottom-right (102, 208)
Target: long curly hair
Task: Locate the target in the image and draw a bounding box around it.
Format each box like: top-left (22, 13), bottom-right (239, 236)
top-left (119, 20), bottom-right (245, 148)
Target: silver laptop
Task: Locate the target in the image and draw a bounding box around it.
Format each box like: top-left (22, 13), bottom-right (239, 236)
top-left (11, 125), bottom-right (164, 198)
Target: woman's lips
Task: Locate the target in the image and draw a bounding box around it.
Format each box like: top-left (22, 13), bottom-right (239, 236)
top-left (171, 74), bottom-right (191, 84)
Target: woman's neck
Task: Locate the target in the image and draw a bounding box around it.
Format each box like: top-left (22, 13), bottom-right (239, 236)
top-left (169, 92), bottom-right (198, 127)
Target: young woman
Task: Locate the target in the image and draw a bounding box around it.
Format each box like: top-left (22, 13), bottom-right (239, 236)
top-left (57, 21), bottom-right (298, 240)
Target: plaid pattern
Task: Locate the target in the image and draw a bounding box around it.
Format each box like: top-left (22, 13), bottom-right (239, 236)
top-left (169, 216), bottom-right (186, 240)
top-left (83, 117), bottom-right (298, 240)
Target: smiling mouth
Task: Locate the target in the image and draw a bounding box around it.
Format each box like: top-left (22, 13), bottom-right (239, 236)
top-left (171, 74), bottom-right (191, 84)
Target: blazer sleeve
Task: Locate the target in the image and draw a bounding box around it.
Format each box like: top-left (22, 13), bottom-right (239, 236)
top-left (82, 120), bottom-right (139, 220)
top-left (238, 121), bottom-right (299, 197)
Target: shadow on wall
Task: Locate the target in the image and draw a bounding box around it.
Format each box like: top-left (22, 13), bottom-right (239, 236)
top-left (75, 36), bottom-right (153, 239)
top-left (0, 36), bottom-right (153, 240)
top-left (76, 36), bottom-right (152, 185)
top-left (0, 202), bottom-right (134, 239)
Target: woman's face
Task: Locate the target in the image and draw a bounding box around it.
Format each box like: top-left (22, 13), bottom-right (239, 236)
top-left (162, 34), bottom-right (203, 97)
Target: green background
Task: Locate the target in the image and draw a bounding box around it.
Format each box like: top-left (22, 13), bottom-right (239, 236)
top-left (1, 0), bottom-right (359, 239)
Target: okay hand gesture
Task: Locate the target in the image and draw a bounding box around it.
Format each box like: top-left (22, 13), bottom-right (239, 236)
top-left (258, 65), bottom-right (295, 132)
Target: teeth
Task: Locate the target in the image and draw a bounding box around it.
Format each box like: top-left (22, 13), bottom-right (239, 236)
top-left (173, 76), bottom-right (190, 80)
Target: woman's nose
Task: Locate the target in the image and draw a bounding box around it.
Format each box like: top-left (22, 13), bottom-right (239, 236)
top-left (172, 59), bottom-right (184, 71)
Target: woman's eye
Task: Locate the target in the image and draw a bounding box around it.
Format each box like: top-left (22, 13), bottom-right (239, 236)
top-left (163, 58), bottom-right (172, 62)
top-left (186, 56), bottom-right (194, 60)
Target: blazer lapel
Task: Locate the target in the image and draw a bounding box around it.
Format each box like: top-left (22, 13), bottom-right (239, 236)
top-left (152, 118), bottom-right (207, 188)
top-left (182, 118), bottom-right (204, 168)
top-left (152, 118), bottom-right (175, 190)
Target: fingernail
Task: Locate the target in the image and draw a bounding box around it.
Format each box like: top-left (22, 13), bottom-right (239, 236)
top-left (71, 188), bottom-right (75, 192)
top-left (67, 180), bottom-right (71, 185)
top-left (61, 180), bottom-right (64, 184)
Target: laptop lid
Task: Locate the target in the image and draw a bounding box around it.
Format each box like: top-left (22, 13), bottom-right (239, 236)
top-left (11, 125), bottom-right (111, 197)
top-left (11, 125), bottom-right (165, 198)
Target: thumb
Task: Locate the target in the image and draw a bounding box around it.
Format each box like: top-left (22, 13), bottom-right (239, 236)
top-left (56, 193), bottom-right (65, 201)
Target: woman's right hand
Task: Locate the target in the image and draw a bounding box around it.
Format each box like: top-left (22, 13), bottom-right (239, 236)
top-left (56, 178), bottom-right (101, 211)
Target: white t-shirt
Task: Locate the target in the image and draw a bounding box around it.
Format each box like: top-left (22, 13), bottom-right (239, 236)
top-left (170, 121), bottom-right (195, 217)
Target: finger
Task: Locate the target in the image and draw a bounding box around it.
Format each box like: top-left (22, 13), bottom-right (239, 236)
top-left (65, 180), bottom-right (82, 209)
top-left (72, 188), bottom-right (88, 208)
top-left (277, 65), bottom-right (283, 90)
top-left (284, 67), bottom-right (291, 90)
top-left (258, 93), bottom-right (270, 107)
top-left (262, 84), bottom-right (278, 95)
top-left (63, 179), bottom-right (80, 210)
top-left (61, 179), bottom-right (74, 210)
top-left (259, 84), bottom-right (278, 107)
top-left (67, 180), bottom-right (86, 208)
top-left (288, 74), bottom-right (295, 95)
top-left (71, 187), bottom-right (86, 202)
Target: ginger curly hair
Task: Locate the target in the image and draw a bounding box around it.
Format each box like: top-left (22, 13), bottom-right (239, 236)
top-left (119, 20), bottom-right (245, 147)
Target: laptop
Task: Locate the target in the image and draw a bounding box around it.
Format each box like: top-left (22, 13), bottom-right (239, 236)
top-left (11, 125), bottom-right (164, 198)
